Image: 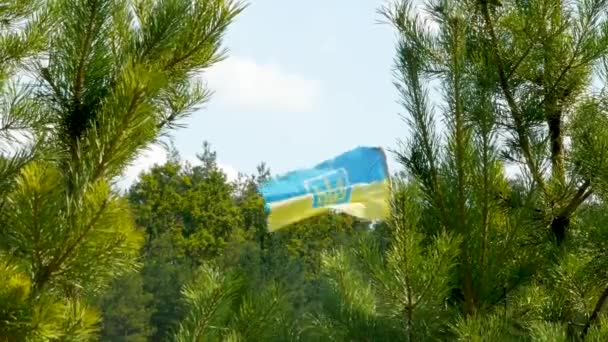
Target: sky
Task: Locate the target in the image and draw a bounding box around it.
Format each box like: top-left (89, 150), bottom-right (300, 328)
top-left (120, 0), bottom-right (406, 187)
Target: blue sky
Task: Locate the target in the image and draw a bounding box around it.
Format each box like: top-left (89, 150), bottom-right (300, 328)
top-left (122, 0), bottom-right (406, 185)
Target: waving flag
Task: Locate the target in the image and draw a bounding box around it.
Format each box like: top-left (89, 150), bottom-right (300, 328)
top-left (259, 146), bottom-right (390, 232)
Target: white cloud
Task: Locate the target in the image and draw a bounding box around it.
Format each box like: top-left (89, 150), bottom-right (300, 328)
top-left (218, 163), bottom-right (240, 182)
top-left (116, 144), bottom-right (168, 190)
top-left (116, 145), bottom-right (240, 190)
top-left (204, 56), bottom-right (321, 113)
top-left (183, 155), bottom-right (239, 182)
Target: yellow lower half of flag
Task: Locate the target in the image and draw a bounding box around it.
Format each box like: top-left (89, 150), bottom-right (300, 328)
top-left (267, 180), bottom-right (390, 232)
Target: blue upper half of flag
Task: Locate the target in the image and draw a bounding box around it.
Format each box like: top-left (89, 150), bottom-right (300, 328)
top-left (259, 146), bottom-right (389, 206)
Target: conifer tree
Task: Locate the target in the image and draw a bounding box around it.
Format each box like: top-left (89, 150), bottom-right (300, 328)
top-left (0, 0), bottom-right (244, 339)
top-left (173, 265), bottom-right (291, 342)
top-left (307, 181), bottom-right (461, 341)
top-left (374, 0), bottom-right (608, 339)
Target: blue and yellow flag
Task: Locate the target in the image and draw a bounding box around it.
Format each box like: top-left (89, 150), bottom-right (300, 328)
top-left (259, 146), bottom-right (390, 232)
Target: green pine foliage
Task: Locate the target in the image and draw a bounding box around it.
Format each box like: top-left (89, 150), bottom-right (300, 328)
top-left (375, 0), bottom-right (608, 339)
top-left (0, 0), bottom-right (244, 339)
top-left (5, 0), bottom-right (608, 340)
top-left (305, 181), bottom-right (461, 341)
top-left (173, 265), bottom-right (290, 342)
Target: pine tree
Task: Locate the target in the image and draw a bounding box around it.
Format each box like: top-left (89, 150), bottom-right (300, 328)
top-left (305, 180), bottom-right (461, 341)
top-left (376, 0), bottom-right (608, 339)
top-left (173, 264), bottom-right (291, 342)
top-left (0, 0), bottom-right (244, 339)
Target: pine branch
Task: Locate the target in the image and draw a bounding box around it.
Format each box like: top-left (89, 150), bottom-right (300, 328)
top-left (557, 179), bottom-right (593, 219)
top-left (34, 197), bottom-right (109, 292)
top-left (581, 282), bottom-right (608, 338)
top-left (541, 23), bottom-right (588, 185)
top-left (175, 267), bottom-right (244, 341)
top-left (480, 160), bottom-right (489, 277)
top-left (542, 0), bottom-right (606, 186)
top-left (394, 217), bottom-right (415, 340)
top-left (136, 2), bottom-right (186, 62)
top-left (164, 1), bottom-right (245, 72)
top-left (506, 44), bottom-right (533, 79)
top-left (91, 85), bottom-right (144, 181)
top-left (71, 0), bottom-right (101, 110)
top-left (413, 237), bottom-right (455, 308)
top-left (164, 36), bottom-right (219, 71)
top-left (479, 1), bottom-right (546, 193)
top-left (449, 17), bottom-right (476, 315)
top-left (385, 2), bottom-right (452, 229)
top-left (395, 69), bottom-right (450, 227)
top-left (31, 188), bottom-right (43, 281)
top-left (40, 66), bottom-right (69, 109)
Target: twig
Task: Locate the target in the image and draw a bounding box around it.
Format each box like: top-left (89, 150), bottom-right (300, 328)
top-left (558, 180), bottom-right (592, 219)
top-left (506, 44), bottom-right (533, 79)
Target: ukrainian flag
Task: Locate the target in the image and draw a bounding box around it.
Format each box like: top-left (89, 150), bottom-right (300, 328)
top-left (259, 146), bottom-right (390, 232)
